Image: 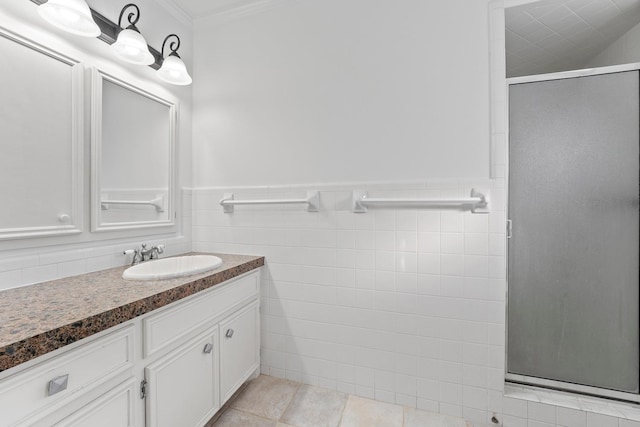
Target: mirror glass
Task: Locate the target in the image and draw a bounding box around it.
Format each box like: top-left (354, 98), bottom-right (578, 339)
top-left (92, 70), bottom-right (176, 231)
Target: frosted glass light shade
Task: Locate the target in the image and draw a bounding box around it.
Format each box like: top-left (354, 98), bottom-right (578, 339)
top-left (112, 28), bottom-right (154, 65)
top-left (38, 0), bottom-right (100, 37)
top-left (156, 54), bottom-right (192, 86)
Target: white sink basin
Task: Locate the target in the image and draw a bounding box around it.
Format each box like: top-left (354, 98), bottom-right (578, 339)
top-left (122, 255), bottom-right (223, 281)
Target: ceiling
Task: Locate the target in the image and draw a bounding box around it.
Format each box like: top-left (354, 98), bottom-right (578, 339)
top-left (506, 0), bottom-right (640, 77)
top-left (164, 0), bottom-right (267, 20)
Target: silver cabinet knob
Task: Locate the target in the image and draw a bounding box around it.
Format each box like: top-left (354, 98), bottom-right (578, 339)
top-left (203, 343), bottom-right (213, 354)
top-left (226, 329), bottom-right (234, 338)
top-left (48, 374), bottom-right (69, 396)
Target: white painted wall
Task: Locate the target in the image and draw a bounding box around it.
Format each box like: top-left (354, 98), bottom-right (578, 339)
top-left (190, 1), bottom-right (498, 425)
top-left (584, 20), bottom-right (640, 68)
top-left (191, 0), bottom-right (492, 188)
top-left (0, 0), bottom-right (194, 287)
top-left (189, 2), bottom-right (640, 426)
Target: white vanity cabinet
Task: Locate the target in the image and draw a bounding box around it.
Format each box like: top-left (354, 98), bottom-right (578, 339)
top-left (0, 325), bottom-right (135, 427)
top-left (219, 301), bottom-right (260, 404)
top-left (53, 379), bottom-right (137, 427)
top-left (0, 269), bottom-right (261, 427)
top-left (142, 270), bottom-right (260, 427)
top-left (144, 329), bottom-right (220, 427)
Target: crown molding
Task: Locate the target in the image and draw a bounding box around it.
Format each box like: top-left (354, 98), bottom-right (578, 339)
top-left (194, 0), bottom-right (294, 27)
top-left (154, 0), bottom-right (193, 27)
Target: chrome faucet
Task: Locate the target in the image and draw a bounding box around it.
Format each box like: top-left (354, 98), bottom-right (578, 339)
top-left (140, 243), bottom-right (165, 261)
top-left (124, 243), bottom-right (165, 265)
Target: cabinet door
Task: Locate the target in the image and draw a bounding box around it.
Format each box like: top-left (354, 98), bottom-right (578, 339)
top-left (145, 329), bottom-right (219, 427)
top-left (53, 380), bottom-right (136, 427)
top-left (0, 30), bottom-right (83, 239)
top-left (219, 302), bottom-right (260, 404)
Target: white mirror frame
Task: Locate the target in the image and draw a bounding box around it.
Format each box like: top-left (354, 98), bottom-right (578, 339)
top-left (0, 28), bottom-right (83, 240)
top-left (90, 68), bottom-right (177, 232)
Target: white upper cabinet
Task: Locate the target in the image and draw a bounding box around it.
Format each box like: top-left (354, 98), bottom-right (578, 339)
top-left (0, 26), bottom-right (181, 242)
top-left (0, 30), bottom-right (83, 240)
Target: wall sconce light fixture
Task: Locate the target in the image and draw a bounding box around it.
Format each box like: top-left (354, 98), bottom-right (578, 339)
top-left (37, 0), bottom-right (100, 37)
top-left (111, 3), bottom-right (154, 66)
top-left (156, 34), bottom-right (192, 86)
top-left (33, 0), bottom-right (193, 85)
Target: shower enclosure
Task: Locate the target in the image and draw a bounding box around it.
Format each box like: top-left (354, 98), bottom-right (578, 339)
top-left (507, 67), bottom-right (640, 401)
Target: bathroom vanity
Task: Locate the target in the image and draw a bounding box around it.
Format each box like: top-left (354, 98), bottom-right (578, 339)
top-left (0, 253), bottom-right (264, 427)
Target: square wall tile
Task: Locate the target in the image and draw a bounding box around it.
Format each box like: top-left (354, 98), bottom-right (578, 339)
top-left (586, 412), bottom-right (618, 427)
top-left (441, 212), bottom-right (464, 233)
top-left (503, 396), bottom-right (527, 418)
top-left (396, 231), bottom-right (417, 252)
top-left (465, 233), bottom-right (489, 255)
top-left (528, 401), bottom-right (556, 424)
top-left (557, 406), bottom-right (586, 427)
top-left (418, 211), bottom-right (441, 232)
top-left (464, 214), bottom-right (489, 233)
top-left (441, 255), bottom-right (464, 277)
top-left (396, 210), bottom-right (417, 231)
top-left (418, 232), bottom-right (440, 253)
top-left (441, 233), bottom-right (464, 254)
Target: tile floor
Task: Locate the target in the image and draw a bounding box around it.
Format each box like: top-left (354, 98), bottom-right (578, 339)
top-left (210, 375), bottom-right (471, 427)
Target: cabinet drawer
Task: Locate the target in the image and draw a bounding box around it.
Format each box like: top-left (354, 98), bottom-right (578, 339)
top-left (0, 325), bottom-right (133, 426)
top-left (0, 325), bottom-right (133, 427)
top-left (53, 379), bottom-right (136, 427)
top-left (143, 272), bottom-right (258, 358)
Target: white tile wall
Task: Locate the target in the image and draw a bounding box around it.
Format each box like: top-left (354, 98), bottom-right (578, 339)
top-left (192, 180), bottom-right (506, 426)
top-left (187, 2), bottom-right (640, 425)
top-left (0, 189), bottom-right (193, 291)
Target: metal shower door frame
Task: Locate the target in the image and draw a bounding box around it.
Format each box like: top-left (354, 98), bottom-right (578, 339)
top-left (505, 62), bottom-right (640, 403)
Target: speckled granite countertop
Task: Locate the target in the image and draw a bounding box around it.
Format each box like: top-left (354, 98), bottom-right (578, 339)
top-left (0, 253), bottom-right (264, 373)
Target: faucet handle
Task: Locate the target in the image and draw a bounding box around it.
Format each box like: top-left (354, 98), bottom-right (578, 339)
top-left (141, 243), bottom-right (147, 249)
top-left (156, 244), bottom-right (165, 254)
top-left (124, 249), bottom-right (142, 265)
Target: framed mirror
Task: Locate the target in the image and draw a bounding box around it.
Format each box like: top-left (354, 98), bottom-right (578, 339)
top-left (91, 68), bottom-right (176, 231)
top-left (0, 29), bottom-right (83, 240)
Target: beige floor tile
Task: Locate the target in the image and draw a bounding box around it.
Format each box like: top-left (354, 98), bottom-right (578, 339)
top-left (404, 407), bottom-right (469, 427)
top-left (230, 375), bottom-right (300, 420)
top-left (280, 385), bottom-right (348, 427)
top-left (212, 409), bottom-right (276, 427)
top-left (339, 395), bottom-right (403, 427)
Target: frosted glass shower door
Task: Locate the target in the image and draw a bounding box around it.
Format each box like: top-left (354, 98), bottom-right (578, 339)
top-left (507, 70), bottom-right (640, 398)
